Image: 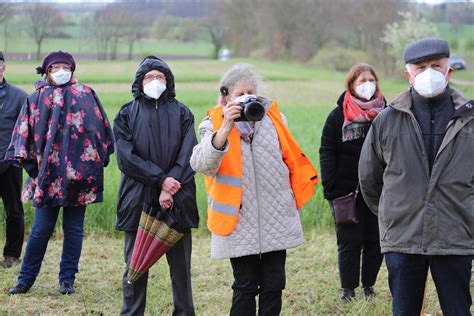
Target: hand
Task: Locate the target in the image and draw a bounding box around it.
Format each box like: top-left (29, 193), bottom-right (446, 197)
top-left (159, 190), bottom-right (174, 210)
top-left (162, 177), bottom-right (181, 195)
top-left (212, 102), bottom-right (242, 148)
top-left (222, 101), bottom-right (242, 128)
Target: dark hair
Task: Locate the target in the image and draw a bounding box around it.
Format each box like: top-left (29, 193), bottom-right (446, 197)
top-left (345, 63), bottom-right (379, 97)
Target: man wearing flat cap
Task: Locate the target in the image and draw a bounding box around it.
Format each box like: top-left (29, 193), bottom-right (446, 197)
top-left (0, 52), bottom-right (27, 269)
top-left (359, 38), bottom-right (473, 315)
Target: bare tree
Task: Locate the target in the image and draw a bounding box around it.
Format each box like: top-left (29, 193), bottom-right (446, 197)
top-left (106, 5), bottom-right (130, 60)
top-left (89, 4), bottom-right (148, 61)
top-left (122, 13), bottom-right (148, 60)
top-left (87, 7), bottom-right (116, 60)
top-left (24, 3), bottom-right (56, 60)
top-left (200, 0), bottom-right (230, 59)
top-left (221, 0), bottom-right (259, 57)
top-left (0, 3), bottom-right (13, 52)
top-left (0, 3), bottom-right (12, 25)
top-left (257, 0), bottom-right (335, 61)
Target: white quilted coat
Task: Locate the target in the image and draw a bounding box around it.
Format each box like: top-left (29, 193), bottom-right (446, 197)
top-left (190, 98), bottom-right (304, 259)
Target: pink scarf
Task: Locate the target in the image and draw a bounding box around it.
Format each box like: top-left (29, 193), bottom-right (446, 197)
top-left (342, 91), bottom-right (384, 142)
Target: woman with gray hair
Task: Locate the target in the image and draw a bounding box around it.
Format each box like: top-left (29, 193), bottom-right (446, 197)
top-left (190, 63), bottom-right (318, 315)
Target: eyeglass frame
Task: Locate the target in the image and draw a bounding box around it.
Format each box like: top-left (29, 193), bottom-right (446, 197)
top-left (49, 64), bottom-right (72, 73)
top-left (143, 73), bottom-right (167, 83)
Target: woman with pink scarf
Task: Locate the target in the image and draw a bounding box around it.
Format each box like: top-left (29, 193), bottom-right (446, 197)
top-left (319, 63), bottom-right (385, 302)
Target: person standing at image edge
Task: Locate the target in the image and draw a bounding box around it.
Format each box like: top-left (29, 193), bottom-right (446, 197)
top-left (0, 51), bottom-right (28, 269)
top-left (359, 38), bottom-right (473, 316)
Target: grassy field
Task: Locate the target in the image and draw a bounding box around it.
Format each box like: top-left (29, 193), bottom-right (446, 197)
top-left (0, 59), bottom-right (472, 314)
top-left (0, 37), bottom-right (215, 59)
top-left (0, 231), bottom-right (451, 315)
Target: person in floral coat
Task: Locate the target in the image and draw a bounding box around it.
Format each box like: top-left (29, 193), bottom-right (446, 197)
top-left (5, 51), bottom-right (114, 295)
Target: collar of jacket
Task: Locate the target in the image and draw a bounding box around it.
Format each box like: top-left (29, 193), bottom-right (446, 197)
top-left (0, 79), bottom-right (7, 99)
top-left (35, 77), bottom-right (75, 90)
top-left (139, 94), bottom-right (169, 107)
top-left (389, 86), bottom-right (473, 118)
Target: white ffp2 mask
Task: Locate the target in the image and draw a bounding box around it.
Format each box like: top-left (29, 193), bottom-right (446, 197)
top-left (407, 66), bottom-right (448, 98)
top-left (143, 80), bottom-right (166, 100)
top-left (355, 81), bottom-right (376, 100)
top-left (51, 69), bottom-right (72, 86)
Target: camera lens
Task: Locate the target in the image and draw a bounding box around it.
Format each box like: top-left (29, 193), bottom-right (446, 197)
top-left (243, 101), bottom-right (265, 121)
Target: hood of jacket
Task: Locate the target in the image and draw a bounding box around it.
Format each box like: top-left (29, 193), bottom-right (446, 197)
top-left (131, 56), bottom-right (176, 101)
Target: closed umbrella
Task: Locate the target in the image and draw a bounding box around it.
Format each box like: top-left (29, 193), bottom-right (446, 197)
top-left (127, 202), bottom-right (192, 283)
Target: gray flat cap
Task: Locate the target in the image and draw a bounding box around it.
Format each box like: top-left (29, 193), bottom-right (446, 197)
top-left (404, 38), bottom-right (450, 64)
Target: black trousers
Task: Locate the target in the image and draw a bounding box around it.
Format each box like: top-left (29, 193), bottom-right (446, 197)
top-left (0, 166), bottom-right (24, 258)
top-left (120, 230), bottom-right (194, 316)
top-left (333, 195), bottom-right (383, 290)
top-left (230, 250), bottom-right (286, 316)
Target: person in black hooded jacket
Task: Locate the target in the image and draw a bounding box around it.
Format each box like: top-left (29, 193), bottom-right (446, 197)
top-left (319, 63), bottom-right (385, 302)
top-left (114, 56), bottom-right (198, 316)
top-left (0, 51), bottom-right (27, 269)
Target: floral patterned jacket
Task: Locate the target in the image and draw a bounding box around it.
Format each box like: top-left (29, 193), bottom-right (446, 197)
top-left (5, 77), bottom-right (114, 207)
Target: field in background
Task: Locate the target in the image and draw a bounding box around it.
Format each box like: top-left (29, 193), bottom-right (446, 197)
top-left (0, 59), bottom-right (472, 235)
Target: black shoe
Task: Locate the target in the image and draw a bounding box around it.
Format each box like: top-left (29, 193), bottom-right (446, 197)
top-left (362, 286), bottom-right (376, 299)
top-left (8, 283), bottom-right (30, 295)
top-left (2, 256), bottom-right (21, 268)
top-left (59, 283), bottom-right (75, 295)
top-left (340, 288), bottom-right (355, 302)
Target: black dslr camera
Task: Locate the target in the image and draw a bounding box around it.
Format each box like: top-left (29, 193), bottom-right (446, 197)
top-left (235, 96), bottom-right (265, 122)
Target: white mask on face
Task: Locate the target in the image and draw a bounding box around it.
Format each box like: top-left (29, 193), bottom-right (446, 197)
top-left (234, 94), bottom-right (257, 104)
top-left (143, 79), bottom-right (166, 100)
top-left (407, 66), bottom-right (449, 98)
top-left (50, 68), bottom-right (72, 85)
top-left (355, 81), bottom-right (376, 100)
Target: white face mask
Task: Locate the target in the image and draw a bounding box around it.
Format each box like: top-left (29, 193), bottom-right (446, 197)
top-left (143, 79), bottom-right (166, 100)
top-left (50, 69), bottom-right (72, 85)
top-left (407, 66), bottom-right (448, 98)
top-left (233, 94), bottom-right (257, 104)
top-left (355, 81), bottom-right (376, 100)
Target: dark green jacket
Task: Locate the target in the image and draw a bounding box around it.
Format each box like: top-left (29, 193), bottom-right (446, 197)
top-left (359, 87), bottom-right (473, 255)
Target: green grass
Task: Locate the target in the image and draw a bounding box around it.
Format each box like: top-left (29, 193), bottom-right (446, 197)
top-left (0, 231), bottom-right (454, 315)
top-left (0, 37), bottom-right (215, 59)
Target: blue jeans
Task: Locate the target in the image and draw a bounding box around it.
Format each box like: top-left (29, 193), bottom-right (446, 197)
top-left (385, 252), bottom-right (472, 316)
top-left (17, 206), bottom-right (86, 287)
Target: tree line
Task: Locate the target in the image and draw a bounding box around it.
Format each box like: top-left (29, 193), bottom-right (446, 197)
top-left (0, 0), bottom-right (472, 71)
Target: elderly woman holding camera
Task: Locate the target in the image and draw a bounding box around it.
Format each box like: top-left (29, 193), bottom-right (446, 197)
top-left (190, 63), bottom-right (318, 315)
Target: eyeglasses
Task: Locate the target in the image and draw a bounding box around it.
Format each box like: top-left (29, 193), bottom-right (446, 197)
top-left (143, 74), bottom-right (166, 82)
top-left (50, 65), bottom-right (71, 72)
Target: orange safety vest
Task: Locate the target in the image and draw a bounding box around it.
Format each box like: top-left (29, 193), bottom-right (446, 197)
top-left (204, 100), bottom-right (319, 236)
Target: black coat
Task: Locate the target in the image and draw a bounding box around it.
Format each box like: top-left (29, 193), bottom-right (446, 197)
top-left (0, 80), bottom-right (27, 165)
top-left (113, 56), bottom-right (198, 231)
top-left (319, 92), bottom-right (383, 201)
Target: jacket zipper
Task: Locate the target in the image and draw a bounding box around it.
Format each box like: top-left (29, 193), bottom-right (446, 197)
top-left (396, 107), bottom-right (430, 251)
top-left (399, 108), bottom-right (430, 177)
top-left (155, 100), bottom-right (158, 110)
top-left (429, 101), bottom-right (435, 173)
top-left (250, 141), bottom-right (263, 254)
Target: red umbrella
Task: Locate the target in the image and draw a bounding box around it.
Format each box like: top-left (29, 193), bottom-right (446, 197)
top-left (127, 203), bottom-right (192, 283)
